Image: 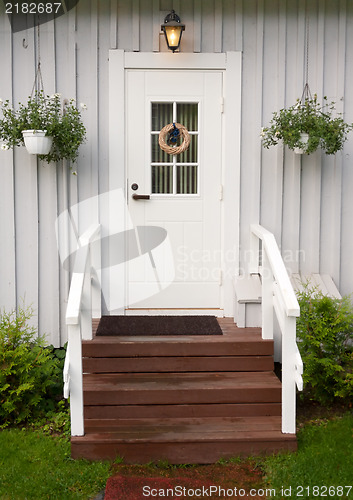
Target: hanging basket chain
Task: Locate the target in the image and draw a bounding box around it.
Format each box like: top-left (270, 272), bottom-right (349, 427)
top-left (300, 83), bottom-right (313, 104)
top-left (305, 6), bottom-right (309, 87)
top-left (31, 22), bottom-right (46, 101)
top-left (300, 8), bottom-right (312, 105)
top-left (31, 63), bottom-right (46, 99)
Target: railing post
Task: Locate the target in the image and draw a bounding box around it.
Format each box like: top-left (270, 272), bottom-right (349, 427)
top-left (261, 249), bottom-right (274, 340)
top-left (91, 236), bottom-right (101, 320)
top-left (67, 324), bottom-right (84, 436)
top-left (81, 254), bottom-right (93, 341)
top-left (281, 315), bottom-right (297, 433)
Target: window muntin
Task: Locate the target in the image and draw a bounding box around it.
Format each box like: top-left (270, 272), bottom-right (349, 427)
top-left (151, 101), bottom-right (199, 195)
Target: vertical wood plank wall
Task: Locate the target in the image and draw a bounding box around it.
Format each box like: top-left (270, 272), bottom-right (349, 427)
top-left (0, 0), bottom-right (352, 346)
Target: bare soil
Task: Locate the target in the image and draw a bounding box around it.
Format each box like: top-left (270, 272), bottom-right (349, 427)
top-left (106, 460), bottom-right (264, 499)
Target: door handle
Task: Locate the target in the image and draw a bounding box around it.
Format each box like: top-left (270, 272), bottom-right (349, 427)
top-left (132, 194), bottom-right (150, 200)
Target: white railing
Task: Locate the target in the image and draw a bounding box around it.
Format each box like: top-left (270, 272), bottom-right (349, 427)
top-left (63, 223), bottom-right (101, 436)
top-left (250, 224), bottom-right (303, 434)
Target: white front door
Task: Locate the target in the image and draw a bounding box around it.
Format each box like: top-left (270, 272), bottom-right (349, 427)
top-left (126, 69), bottom-right (223, 312)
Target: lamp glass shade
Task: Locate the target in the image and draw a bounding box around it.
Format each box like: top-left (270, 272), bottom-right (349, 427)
top-left (164, 26), bottom-right (183, 51)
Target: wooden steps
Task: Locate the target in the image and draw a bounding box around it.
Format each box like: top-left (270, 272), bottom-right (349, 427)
top-left (71, 318), bottom-right (297, 463)
top-left (72, 416), bottom-right (295, 464)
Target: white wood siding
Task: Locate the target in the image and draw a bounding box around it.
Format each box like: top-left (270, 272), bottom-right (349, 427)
top-left (0, 0), bottom-right (353, 345)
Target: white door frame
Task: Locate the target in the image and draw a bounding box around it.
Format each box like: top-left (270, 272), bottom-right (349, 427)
top-left (108, 51), bottom-right (242, 316)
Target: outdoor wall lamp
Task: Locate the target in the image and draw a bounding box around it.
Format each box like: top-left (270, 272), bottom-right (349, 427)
top-left (161, 10), bottom-right (185, 52)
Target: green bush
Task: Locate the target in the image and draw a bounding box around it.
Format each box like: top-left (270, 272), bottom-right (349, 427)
top-left (296, 287), bottom-right (353, 405)
top-left (0, 306), bottom-right (66, 428)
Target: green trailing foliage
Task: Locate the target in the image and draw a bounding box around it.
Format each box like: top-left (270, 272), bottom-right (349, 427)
top-left (0, 306), bottom-right (67, 428)
top-left (296, 286), bottom-right (353, 405)
top-left (0, 91), bottom-right (86, 163)
top-left (261, 95), bottom-right (353, 155)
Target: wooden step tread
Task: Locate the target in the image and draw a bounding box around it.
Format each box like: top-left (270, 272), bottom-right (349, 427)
top-left (83, 355), bottom-right (274, 373)
top-left (83, 372), bottom-right (281, 405)
top-left (82, 338), bottom-right (273, 357)
top-left (84, 402), bottom-right (282, 419)
top-left (85, 331), bottom-right (265, 345)
top-left (71, 437), bottom-right (297, 463)
top-left (86, 331), bottom-right (263, 343)
top-left (84, 371), bottom-right (280, 390)
top-left (74, 416), bottom-right (295, 444)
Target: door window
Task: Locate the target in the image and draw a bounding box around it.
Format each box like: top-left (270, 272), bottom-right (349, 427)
top-left (151, 102), bottom-right (199, 195)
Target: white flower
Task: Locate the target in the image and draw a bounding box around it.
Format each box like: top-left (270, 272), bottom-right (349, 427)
top-left (0, 98), bottom-right (3, 106)
top-left (260, 127), bottom-right (265, 137)
top-left (50, 93), bottom-right (61, 99)
top-left (80, 103), bottom-right (87, 110)
top-left (1, 144), bottom-right (9, 150)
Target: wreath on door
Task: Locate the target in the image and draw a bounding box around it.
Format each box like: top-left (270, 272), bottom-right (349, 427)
top-left (158, 122), bottom-right (190, 155)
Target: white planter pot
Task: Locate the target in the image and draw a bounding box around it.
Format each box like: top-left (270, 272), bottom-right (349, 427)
top-left (22, 130), bottom-right (53, 155)
top-left (294, 132), bottom-right (309, 154)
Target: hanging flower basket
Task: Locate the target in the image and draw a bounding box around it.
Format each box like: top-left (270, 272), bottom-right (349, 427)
top-left (261, 94), bottom-right (353, 155)
top-left (0, 91), bottom-right (86, 163)
top-left (159, 122), bottom-right (190, 155)
top-left (22, 130), bottom-right (53, 155)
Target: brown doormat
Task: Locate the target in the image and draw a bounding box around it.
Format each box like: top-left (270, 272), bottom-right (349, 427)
top-left (95, 315), bottom-right (223, 336)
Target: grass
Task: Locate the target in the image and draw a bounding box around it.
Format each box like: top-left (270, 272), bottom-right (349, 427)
top-left (0, 429), bottom-right (111, 500)
top-left (0, 411), bottom-right (352, 499)
top-left (264, 413), bottom-right (353, 499)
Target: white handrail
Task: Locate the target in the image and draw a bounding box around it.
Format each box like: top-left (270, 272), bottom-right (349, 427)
top-left (250, 224), bottom-right (303, 434)
top-left (251, 224), bottom-right (300, 317)
top-left (66, 249), bottom-right (89, 325)
top-left (63, 223), bottom-right (101, 437)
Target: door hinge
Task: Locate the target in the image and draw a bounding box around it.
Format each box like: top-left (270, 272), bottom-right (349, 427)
top-left (219, 184), bottom-right (223, 200)
top-left (220, 97), bottom-right (224, 113)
